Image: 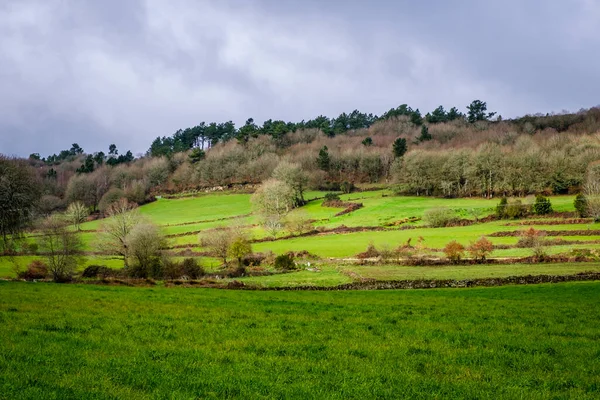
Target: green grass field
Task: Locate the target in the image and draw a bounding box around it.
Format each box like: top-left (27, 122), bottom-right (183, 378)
top-left (341, 262), bottom-right (600, 281)
top-left (1, 281), bottom-right (599, 399)
top-left (2, 191), bottom-right (598, 285)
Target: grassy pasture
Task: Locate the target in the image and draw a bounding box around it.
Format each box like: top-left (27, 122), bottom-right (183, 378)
top-left (341, 262), bottom-right (600, 281)
top-left (1, 281), bottom-right (599, 399)
top-left (2, 191), bottom-right (596, 284)
top-left (153, 193), bottom-right (583, 256)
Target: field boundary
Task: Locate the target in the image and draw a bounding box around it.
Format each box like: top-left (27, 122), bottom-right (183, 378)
top-left (233, 272), bottom-right (600, 291)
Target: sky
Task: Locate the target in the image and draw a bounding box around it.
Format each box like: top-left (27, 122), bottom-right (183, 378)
top-left (1, 0), bottom-right (599, 157)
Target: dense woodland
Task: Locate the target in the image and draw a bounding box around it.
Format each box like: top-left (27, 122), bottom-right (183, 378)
top-left (3, 101), bottom-right (600, 220)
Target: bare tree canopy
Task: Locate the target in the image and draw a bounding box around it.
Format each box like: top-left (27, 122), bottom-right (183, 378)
top-left (0, 156), bottom-right (41, 249)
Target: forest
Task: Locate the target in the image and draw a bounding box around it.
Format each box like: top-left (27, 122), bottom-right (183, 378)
top-left (7, 100), bottom-right (600, 221)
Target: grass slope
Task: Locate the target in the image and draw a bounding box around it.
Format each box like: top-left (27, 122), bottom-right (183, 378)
top-left (343, 262), bottom-right (600, 281)
top-left (1, 282), bottom-right (599, 399)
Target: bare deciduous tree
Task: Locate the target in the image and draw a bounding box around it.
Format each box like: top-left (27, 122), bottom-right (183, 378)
top-left (264, 215), bottom-right (283, 238)
top-left (285, 211), bottom-right (313, 236)
top-left (97, 199), bottom-right (140, 267)
top-left (251, 178), bottom-right (296, 218)
top-left (271, 161), bottom-right (308, 206)
top-left (127, 222), bottom-right (166, 277)
top-left (66, 202), bottom-right (89, 231)
top-left (37, 215), bottom-right (85, 282)
top-left (200, 227), bottom-right (233, 265)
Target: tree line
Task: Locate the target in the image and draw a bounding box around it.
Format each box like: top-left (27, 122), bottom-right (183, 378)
top-left (146, 100), bottom-right (498, 157)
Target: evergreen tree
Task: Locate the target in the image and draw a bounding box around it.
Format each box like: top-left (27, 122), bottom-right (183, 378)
top-left (533, 194), bottom-right (553, 215)
top-left (317, 146), bottom-right (331, 171)
top-left (495, 197), bottom-right (508, 219)
top-left (447, 107), bottom-right (463, 121)
top-left (189, 148), bottom-right (206, 164)
top-left (467, 100), bottom-right (496, 123)
top-left (76, 155), bottom-right (95, 174)
top-left (410, 109), bottom-right (423, 126)
top-left (574, 194), bottom-right (588, 217)
top-left (392, 138), bottom-right (407, 158)
top-left (418, 125), bottom-right (432, 142)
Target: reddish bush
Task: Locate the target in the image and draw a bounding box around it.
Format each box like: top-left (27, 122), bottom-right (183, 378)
top-left (444, 241), bottom-right (465, 263)
top-left (18, 260), bottom-right (48, 280)
top-left (468, 237), bottom-right (494, 262)
top-left (357, 243), bottom-right (381, 259)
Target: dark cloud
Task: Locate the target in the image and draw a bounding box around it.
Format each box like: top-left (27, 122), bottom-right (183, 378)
top-left (0, 0), bottom-right (598, 157)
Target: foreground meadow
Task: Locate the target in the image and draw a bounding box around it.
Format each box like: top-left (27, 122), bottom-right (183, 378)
top-left (1, 281), bottom-right (599, 399)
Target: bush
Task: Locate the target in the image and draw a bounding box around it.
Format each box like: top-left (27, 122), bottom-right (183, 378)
top-left (516, 227), bottom-right (546, 248)
top-left (423, 207), bottom-right (457, 228)
top-left (18, 260), bottom-right (48, 280)
top-left (25, 242), bottom-right (38, 255)
top-left (228, 236), bottom-right (252, 267)
top-left (128, 257), bottom-right (163, 279)
top-left (443, 241), bottom-right (465, 263)
top-left (533, 195), bottom-right (553, 215)
top-left (81, 265), bottom-right (113, 278)
top-left (574, 194), bottom-right (588, 217)
top-left (242, 253), bottom-right (266, 266)
top-left (340, 181), bottom-right (356, 194)
top-left (516, 228), bottom-right (547, 260)
top-left (468, 237), bottom-right (494, 262)
top-left (496, 197), bottom-right (508, 219)
top-left (274, 254), bottom-right (296, 270)
top-left (224, 265), bottom-right (246, 278)
top-left (124, 180), bottom-right (148, 205)
top-left (505, 199), bottom-right (528, 219)
top-left (357, 243), bottom-right (381, 259)
top-left (98, 188), bottom-right (126, 214)
top-left (324, 193), bottom-right (341, 202)
top-left (317, 182), bottom-right (341, 191)
top-left (162, 260), bottom-right (184, 280)
top-left (181, 258), bottom-right (204, 279)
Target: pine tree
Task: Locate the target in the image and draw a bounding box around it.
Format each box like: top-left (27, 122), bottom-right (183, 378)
top-left (317, 146), bottom-right (331, 171)
top-left (418, 125), bottom-right (432, 142)
top-left (392, 138), bottom-right (407, 158)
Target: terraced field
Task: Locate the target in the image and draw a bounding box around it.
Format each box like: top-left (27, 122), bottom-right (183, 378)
top-left (3, 190), bottom-right (600, 286)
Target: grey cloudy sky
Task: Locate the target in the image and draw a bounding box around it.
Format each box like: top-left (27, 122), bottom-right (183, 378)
top-left (1, 0), bottom-right (599, 157)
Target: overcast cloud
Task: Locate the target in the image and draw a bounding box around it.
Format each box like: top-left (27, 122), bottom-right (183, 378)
top-left (1, 0), bottom-right (599, 157)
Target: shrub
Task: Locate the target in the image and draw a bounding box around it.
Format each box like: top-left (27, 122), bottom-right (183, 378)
top-left (340, 181), bottom-right (356, 194)
top-left (285, 212), bottom-right (313, 236)
top-left (124, 180), bottom-right (148, 205)
top-left (181, 258), bottom-right (204, 279)
top-left (574, 194), bottom-right (588, 217)
top-left (517, 228), bottom-right (547, 260)
top-left (228, 235), bottom-right (252, 267)
top-left (18, 260), bottom-right (48, 280)
top-left (468, 237), bottom-right (494, 262)
top-left (357, 242), bottom-right (381, 259)
top-left (495, 197), bottom-right (508, 219)
top-left (324, 193), bottom-right (341, 202)
top-left (517, 227), bottom-right (546, 248)
top-left (505, 199), bottom-right (528, 219)
top-left (317, 182), bottom-right (341, 191)
top-left (242, 253), bottom-right (266, 267)
top-left (274, 254), bottom-right (296, 270)
top-left (98, 188), bottom-right (126, 214)
top-left (128, 257), bottom-right (162, 279)
top-left (25, 242), bottom-right (39, 255)
top-left (423, 207), bottom-right (457, 228)
top-left (533, 195), bottom-right (553, 215)
top-left (224, 265), bottom-right (246, 278)
top-left (81, 265), bottom-right (113, 278)
top-left (443, 241), bottom-right (465, 263)
top-left (162, 260), bottom-right (184, 280)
